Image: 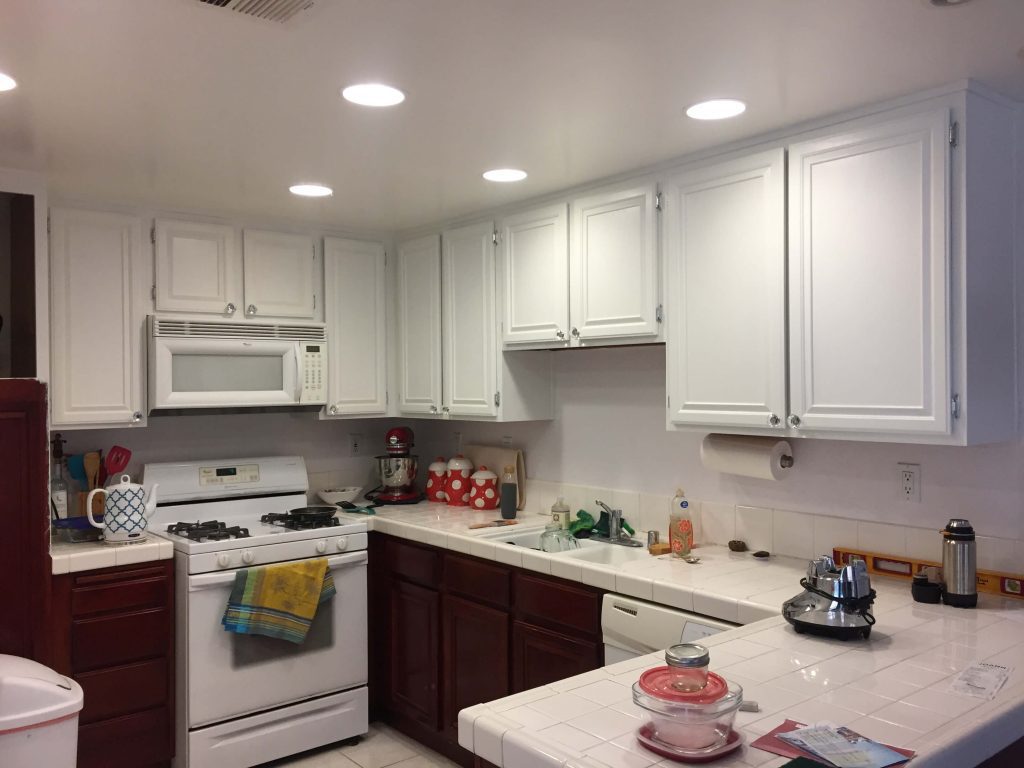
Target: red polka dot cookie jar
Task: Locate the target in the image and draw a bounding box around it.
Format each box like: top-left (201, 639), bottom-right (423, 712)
top-left (468, 466), bottom-right (499, 510)
top-left (444, 454), bottom-right (474, 507)
top-left (426, 457), bottom-right (448, 503)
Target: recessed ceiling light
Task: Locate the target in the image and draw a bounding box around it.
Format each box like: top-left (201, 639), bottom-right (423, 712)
top-left (685, 99), bottom-right (747, 121)
top-left (0, 73), bottom-right (17, 92)
top-left (289, 183), bottom-right (333, 198)
top-left (483, 168), bottom-right (527, 183)
top-left (341, 83), bottom-right (405, 107)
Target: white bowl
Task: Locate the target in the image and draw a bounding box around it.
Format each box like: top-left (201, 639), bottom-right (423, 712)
top-left (318, 487), bottom-right (363, 506)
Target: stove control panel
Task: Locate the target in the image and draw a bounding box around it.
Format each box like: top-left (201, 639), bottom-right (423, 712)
top-left (199, 464), bottom-right (260, 487)
top-left (192, 531), bottom-right (368, 573)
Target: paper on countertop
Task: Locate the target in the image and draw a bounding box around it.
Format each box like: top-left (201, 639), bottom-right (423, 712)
top-left (949, 662), bottom-right (1012, 700)
top-left (778, 724), bottom-right (910, 768)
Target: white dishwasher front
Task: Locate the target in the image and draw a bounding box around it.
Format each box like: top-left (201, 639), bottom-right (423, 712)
top-left (601, 593), bottom-right (737, 664)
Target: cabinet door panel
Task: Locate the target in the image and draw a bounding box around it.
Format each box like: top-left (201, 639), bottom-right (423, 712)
top-left (49, 208), bottom-right (146, 426)
top-left (242, 229), bottom-right (316, 319)
top-left (323, 237), bottom-right (387, 415)
top-left (441, 595), bottom-right (510, 737)
top-left (154, 219), bottom-right (239, 315)
top-left (570, 185), bottom-right (659, 342)
top-left (789, 109), bottom-right (950, 435)
top-left (664, 150), bottom-right (787, 428)
top-left (389, 579), bottom-right (441, 729)
top-left (396, 235), bottom-right (442, 414)
top-left (500, 204), bottom-right (569, 346)
top-left (512, 621), bottom-right (601, 693)
top-left (442, 222), bottom-right (497, 417)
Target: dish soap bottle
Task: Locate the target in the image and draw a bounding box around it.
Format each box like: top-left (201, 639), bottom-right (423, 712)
top-left (551, 497), bottom-right (571, 529)
top-left (499, 465), bottom-right (518, 520)
top-left (669, 488), bottom-right (693, 558)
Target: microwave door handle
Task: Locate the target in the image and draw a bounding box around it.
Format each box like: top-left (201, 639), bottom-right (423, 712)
top-left (295, 348), bottom-right (302, 402)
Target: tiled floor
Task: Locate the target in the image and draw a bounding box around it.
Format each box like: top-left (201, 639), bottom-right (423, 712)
top-left (262, 722), bottom-right (460, 768)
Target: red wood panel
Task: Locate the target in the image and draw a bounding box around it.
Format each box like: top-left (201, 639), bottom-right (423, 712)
top-left (0, 380), bottom-right (48, 659)
top-left (512, 620), bottom-right (602, 693)
top-left (513, 571), bottom-right (603, 638)
top-left (72, 572), bottom-right (168, 617)
top-left (389, 578), bottom-right (441, 728)
top-left (444, 552), bottom-right (512, 608)
top-left (77, 706), bottom-right (172, 768)
top-left (386, 536), bottom-right (442, 587)
top-left (9, 194), bottom-right (36, 377)
top-left (72, 607), bottom-right (170, 672)
top-left (77, 658), bottom-right (169, 725)
top-left (442, 594), bottom-right (510, 738)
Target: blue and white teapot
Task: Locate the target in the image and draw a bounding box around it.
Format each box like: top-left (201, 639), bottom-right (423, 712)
top-left (86, 474), bottom-right (159, 544)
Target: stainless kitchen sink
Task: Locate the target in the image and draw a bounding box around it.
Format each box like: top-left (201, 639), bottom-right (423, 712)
top-left (478, 527), bottom-right (605, 553)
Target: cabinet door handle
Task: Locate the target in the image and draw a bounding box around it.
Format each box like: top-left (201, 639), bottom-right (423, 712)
top-left (225, 302), bottom-right (236, 315)
top-left (329, 405), bottom-right (337, 415)
top-left (246, 304), bottom-right (257, 316)
top-left (429, 404), bottom-right (438, 414)
top-left (555, 329), bottom-right (566, 340)
top-left (442, 406), bottom-right (450, 414)
top-left (768, 414), bottom-right (781, 427)
top-left (131, 411), bottom-right (142, 423)
top-left (788, 414), bottom-right (801, 428)
top-left (570, 327), bottom-right (580, 339)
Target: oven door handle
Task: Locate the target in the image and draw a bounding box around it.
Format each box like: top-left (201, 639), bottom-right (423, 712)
top-left (189, 551), bottom-right (368, 591)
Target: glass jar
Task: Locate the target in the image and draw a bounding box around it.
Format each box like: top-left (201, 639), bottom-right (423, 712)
top-left (664, 643), bottom-right (710, 692)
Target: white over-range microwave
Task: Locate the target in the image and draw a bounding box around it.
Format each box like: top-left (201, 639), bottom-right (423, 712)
top-left (148, 316), bottom-right (328, 411)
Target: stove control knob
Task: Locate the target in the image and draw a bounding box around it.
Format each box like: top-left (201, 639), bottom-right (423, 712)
top-left (315, 539), bottom-right (327, 554)
top-left (217, 553), bottom-right (231, 568)
top-left (336, 538), bottom-right (348, 552)
top-left (241, 550), bottom-right (255, 565)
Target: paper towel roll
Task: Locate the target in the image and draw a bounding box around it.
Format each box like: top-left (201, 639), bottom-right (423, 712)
top-left (700, 434), bottom-right (793, 480)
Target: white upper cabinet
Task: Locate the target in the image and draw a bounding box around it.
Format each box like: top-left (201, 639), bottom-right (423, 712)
top-left (442, 222), bottom-right (497, 418)
top-left (322, 237), bottom-right (387, 417)
top-left (396, 234), bottom-right (443, 415)
top-left (788, 109), bottom-right (950, 436)
top-left (664, 150), bottom-right (787, 429)
top-left (499, 203), bottom-right (569, 346)
top-left (154, 219), bottom-right (240, 316)
top-left (242, 230), bottom-right (316, 319)
top-left (50, 208), bottom-right (148, 428)
top-left (570, 183), bottom-right (659, 344)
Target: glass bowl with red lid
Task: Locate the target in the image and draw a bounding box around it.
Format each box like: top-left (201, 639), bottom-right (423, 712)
top-left (633, 644), bottom-right (743, 753)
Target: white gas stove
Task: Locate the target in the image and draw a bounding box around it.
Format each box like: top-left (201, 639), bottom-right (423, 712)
top-left (142, 456), bottom-right (369, 768)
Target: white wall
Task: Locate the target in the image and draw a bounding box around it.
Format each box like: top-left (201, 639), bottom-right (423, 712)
top-left (415, 345), bottom-right (1024, 541)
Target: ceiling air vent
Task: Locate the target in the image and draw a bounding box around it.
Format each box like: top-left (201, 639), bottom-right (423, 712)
top-left (196, 0), bottom-right (317, 24)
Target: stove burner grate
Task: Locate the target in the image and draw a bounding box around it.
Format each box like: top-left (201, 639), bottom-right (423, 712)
top-left (167, 520), bottom-right (251, 542)
top-left (261, 508), bottom-right (340, 531)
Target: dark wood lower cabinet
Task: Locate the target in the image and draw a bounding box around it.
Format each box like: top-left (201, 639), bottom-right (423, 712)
top-left (49, 560), bottom-right (174, 768)
top-left (371, 533), bottom-right (605, 767)
top-left (511, 620), bottom-right (602, 693)
top-left (442, 594), bottom-right (511, 740)
top-left (389, 578), bottom-right (442, 729)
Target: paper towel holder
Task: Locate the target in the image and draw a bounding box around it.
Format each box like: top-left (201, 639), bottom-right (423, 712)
top-left (780, 454), bottom-right (794, 469)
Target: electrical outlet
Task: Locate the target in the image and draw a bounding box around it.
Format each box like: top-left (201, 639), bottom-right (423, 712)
top-left (452, 431), bottom-right (462, 453)
top-left (501, 435), bottom-right (513, 448)
top-left (898, 463), bottom-right (921, 502)
top-left (349, 433), bottom-right (363, 456)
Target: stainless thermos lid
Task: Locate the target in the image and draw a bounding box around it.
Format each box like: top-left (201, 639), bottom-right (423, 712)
top-left (943, 518), bottom-right (975, 540)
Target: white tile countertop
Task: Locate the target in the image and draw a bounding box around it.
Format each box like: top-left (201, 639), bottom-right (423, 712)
top-left (50, 536), bottom-right (174, 574)
top-left (339, 501), bottom-right (896, 626)
top-left (457, 596), bottom-right (1024, 768)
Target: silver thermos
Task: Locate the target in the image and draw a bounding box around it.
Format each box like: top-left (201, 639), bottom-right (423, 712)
top-left (941, 518), bottom-right (977, 608)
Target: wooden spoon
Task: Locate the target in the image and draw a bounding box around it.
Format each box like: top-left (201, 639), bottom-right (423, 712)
top-left (83, 451), bottom-right (101, 491)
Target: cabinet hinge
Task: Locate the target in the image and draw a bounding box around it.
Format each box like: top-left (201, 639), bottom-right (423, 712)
top-left (313, 294), bottom-right (316, 310)
top-left (151, 285), bottom-right (156, 300)
top-left (494, 392), bottom-right (501, 407)
top-left (655, 304), bottom-right (663, 323)
top-left (667, 395), bottom-right (670, 409)
top-left (655, 192), bottom-right (663, 211)
top-left (951, 394), bottom-right (960, 420)
top-left (150, 225), bottom-right (156, 245)
top-left (492, 230), bottom-right (498, 246)
top-left (386, 391), bottom-right (389, 405)
top-left (949, 121), bottom-right (959, 148)
top-left (46, 213), bottom-right (50, 236)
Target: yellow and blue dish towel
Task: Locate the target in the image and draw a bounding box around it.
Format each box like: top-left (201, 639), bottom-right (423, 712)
top-left (222, 559), bottom-right (336, 644)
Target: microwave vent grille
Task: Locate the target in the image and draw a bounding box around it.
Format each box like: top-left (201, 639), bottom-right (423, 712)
top-left (195, 0), bottom-right (317, 24)
top-left (153, 319), bottom-right (326, 341)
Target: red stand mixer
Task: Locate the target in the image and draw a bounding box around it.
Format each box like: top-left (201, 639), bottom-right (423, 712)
top-left (366, 427), bottom-right (423, 505)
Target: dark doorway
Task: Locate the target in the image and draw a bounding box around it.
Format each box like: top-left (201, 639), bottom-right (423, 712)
top-left (0, 191), bottom-right (36, 378)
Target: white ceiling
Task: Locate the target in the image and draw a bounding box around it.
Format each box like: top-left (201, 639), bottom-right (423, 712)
top-left (1, 0), bottom-right (1022, 232)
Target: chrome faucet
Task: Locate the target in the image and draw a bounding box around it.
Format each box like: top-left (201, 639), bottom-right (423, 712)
top-left (593, 500), bottom-right (643, 547)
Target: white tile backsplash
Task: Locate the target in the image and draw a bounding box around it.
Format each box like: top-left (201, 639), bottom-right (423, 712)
top-left (637, 493), bottom-right (668, 535)
top-left (858, 521), bottom-right (907, 555)
top-left (736, 505), bottom-right (772, 552)
top-left (772, 509), bottom-right (815, 559)
top-left (701, 501), bottom-right (735, 545)
top-left (813, 515), bottom-right (858, 555)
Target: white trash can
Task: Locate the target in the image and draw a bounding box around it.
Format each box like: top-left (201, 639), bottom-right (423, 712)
top-left (0, 654), bottom-right (84, 768)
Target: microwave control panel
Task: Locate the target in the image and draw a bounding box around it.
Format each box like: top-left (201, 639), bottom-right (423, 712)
top-left (301, 344), bottom-right (327, 403)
